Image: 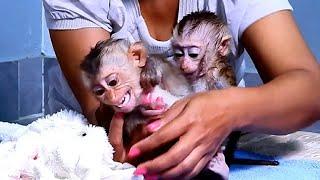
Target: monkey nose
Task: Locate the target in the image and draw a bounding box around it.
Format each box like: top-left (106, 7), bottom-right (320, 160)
top-left (106, 90), bottom-right (117, 103)
top-left (181, 63), bottom-right (189, 72)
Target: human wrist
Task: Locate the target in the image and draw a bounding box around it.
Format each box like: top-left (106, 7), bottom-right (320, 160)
top-left (214, 87), bottom-right (260, 133)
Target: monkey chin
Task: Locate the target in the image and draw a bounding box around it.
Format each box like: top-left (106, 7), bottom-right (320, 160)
top-left (184, 71), bottom-right (199, 81)
top-left (113, 89), bottom-right (138, 113)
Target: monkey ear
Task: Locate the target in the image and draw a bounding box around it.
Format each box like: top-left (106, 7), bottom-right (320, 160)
top-left (218, 35), bottom-right (231, 57)
top-left (128, 42), bottom-right (147, 67)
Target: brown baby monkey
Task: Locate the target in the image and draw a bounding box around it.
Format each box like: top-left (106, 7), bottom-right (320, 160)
top-left (80, 39), bottom-right (231, 179)
top-left (172, 11), bottom-right (236, 92)
top-left (172, 11), bottom-right (279, 169)
top-left (80, 39), bottom-right (190, 147)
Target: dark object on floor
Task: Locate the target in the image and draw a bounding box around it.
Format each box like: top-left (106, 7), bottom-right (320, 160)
top-left (225, 131), bottom-right (279, 166)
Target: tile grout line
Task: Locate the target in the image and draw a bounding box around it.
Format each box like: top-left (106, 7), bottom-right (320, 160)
top-left (41, 58), bottom-right (45, 115)
top-left (17, 61), bottom-right (20, 116)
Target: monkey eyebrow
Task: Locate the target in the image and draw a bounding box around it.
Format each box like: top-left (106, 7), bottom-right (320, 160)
top-left (112, 79), bottom-right (136, 90)
top-left (173, 44), bottom-right (200, 49)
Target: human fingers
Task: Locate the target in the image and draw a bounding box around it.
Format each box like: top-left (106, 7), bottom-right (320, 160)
top-left (128, 112), bottom-right (189, 159)
top-left (160, 146), bottom-right (214, 179)
top-left (108, 113), bottom-right (126, 162)
top-left (145, 97), bottom-right (190, 133)
top-left (133, 123), bottom-right (204, 176)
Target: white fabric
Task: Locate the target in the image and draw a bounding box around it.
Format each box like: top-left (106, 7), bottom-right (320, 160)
top-left (0, 110), bottom-right (142, 180)
top-left (43, 0), bottom-right (292, 114)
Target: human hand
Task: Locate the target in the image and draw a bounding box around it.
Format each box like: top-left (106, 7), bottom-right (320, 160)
top-left (128, 90), bottom-right (237, 179)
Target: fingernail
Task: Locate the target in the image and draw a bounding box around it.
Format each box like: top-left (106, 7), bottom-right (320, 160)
top-left (147, 120), bottom-right (162, 132)
top-left (128, 147), bottom-right (141, 157)
top-left (145, 174), bottom-right (159, 180)
top-left (134, 167), bottom-right (147, 175)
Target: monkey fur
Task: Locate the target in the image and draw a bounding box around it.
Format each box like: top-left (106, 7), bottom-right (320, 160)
top-left (172, 11), bottom-right (236, 92)
top-left (80, 39), bottom-right (190, 148)
top-left (172, 11), bottom-right (278, 168)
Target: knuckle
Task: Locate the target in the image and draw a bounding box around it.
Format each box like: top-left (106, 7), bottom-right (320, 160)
top-left (179, 162), bottom-right (193, 174)
top-left (168, 154), bottom-right (181, 165)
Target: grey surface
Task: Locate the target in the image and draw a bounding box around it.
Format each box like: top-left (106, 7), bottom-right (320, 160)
top-left (0, 61), bottom-right (18, 121)
top-left (19, 58), bottom-right (43, 117)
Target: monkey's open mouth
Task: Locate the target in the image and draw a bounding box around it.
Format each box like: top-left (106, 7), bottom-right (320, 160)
top-left (116, 90), bottom-right (131, 108)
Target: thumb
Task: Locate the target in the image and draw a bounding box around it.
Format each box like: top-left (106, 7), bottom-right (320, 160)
top-left (108, 112), bottom-right (126, 162)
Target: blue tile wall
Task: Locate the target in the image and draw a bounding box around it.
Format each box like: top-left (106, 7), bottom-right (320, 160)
top-left (0, 61), bottom-right (19, 121)
top-left (290, 0), bottom-right (320, 61)
top-left (43, 58), bottom-right (59, 115)
top-left (244, 73), bottom-right (263, 87)
top-left (0, 0), bottom-right (42, 62)
top-left (19, 58), bottom-right (43, 117)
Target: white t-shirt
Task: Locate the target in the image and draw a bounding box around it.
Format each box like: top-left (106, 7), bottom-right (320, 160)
top-left (43, 0), bottom-right (293, 114)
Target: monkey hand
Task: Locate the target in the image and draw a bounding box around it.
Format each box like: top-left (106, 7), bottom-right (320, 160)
top-left (127, 90), bottom-right (238, 179)
top-left (109, 112), bottom-right (156, 166)
top-left (108, 112), bottom-right (149, 164)
top-left (139, 92), bottom-right (168, 116)
top-left (108, 113), bottom-right (127, 163)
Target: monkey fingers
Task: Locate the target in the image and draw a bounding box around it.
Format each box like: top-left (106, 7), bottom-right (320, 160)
top-left (108, 113), bottom-right (127, 162)
top-left (140, 107), bottom-right (167, 117)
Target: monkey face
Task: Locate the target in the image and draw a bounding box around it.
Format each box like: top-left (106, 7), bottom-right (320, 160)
top-left (172, 42), bottom-right (206, 80)
top-left (91, 63), bottom-right (143, 113)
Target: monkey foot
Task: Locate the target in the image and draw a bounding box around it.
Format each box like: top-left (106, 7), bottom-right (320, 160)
top-left (140, 92), bottom-right (167, 116)
top-left (206, 152), bottom-right (229, 180)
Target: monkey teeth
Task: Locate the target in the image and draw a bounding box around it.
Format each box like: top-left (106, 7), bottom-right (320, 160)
top-left (117, 91), bottom-right (131, 108)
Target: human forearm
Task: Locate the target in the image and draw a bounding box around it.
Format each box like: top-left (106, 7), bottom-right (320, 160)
top-left (231, 69), bottom-right (320, 134)
top-left (49, 28), bottom-right (110, 124)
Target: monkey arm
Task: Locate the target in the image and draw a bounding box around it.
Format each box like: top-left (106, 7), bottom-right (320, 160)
top-left (140, 56), bottom-right (161, 92)
top-left (49, 28), bottom-right (111, 125)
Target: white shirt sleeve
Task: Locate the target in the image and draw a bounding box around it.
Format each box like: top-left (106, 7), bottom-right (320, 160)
top-left (43, 0), bottom-right (126, 33)
top-left (239, 0), bottom-right (293, 37)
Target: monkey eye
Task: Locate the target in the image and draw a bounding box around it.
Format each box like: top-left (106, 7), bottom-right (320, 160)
top-left (173, 49), bottom-right (184, 58)
top-left (188, 47), bottom-right (201, 59)
top-left (93, 87), bottom-right (105, 96)
top-left (105, 74), bottom-right (118, 87)
top-left (188, 53), bottom-right (199, 58)
top-left (107, 79), bottom-right (118, 87)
